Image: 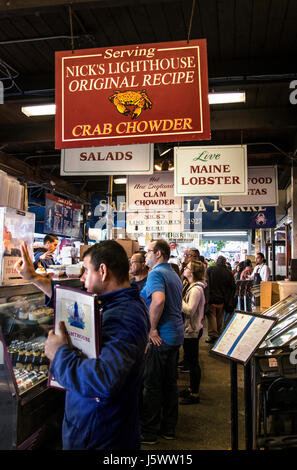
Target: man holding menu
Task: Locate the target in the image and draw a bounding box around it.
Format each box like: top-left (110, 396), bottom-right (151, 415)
top-left (15, 241), bottom-right (150, 450)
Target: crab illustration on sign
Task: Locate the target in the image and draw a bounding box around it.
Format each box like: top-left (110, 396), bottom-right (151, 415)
top-left (109, 90), bottom-right (152, 119)
top-left (255, 212), bottom-right (267, 225)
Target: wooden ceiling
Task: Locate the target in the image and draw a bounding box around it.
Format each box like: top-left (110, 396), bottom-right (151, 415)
top-left (0, 0), bottom-right (297, 203)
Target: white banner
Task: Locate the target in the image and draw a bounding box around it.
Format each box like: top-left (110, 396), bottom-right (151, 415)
top-left (174, 145), bottom-right (248, 196)
top-left (60, 143), bottom-right (154, 175)
top-left (126, 172), bottom-right (183, 211)
top-left (220, 166), bottom-right (278, 207)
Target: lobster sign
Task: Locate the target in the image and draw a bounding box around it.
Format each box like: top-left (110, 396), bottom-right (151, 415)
top-left (55, 39), bottom-right (211, 148)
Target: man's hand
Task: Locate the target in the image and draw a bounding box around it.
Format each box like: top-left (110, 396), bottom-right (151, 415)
top-left (14, 241), bottom-right (54, 297)
top-left (14, 241), bottom-right (38, 282)
top-left (40, 250), bottom-right (54, 260)
top-left (149, 328), bottom-right (162, 346)
top-left (45, 321), bottom-right (70, 361)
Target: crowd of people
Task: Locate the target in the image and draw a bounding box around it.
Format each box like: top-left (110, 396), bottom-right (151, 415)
top-left (14, 239), bottom-right (271, 450)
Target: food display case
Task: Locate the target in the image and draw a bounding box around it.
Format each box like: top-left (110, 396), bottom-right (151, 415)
top-left (251, 294), bottom-right (297, 449)
top-left (0, 277), bottom-right (82, 450)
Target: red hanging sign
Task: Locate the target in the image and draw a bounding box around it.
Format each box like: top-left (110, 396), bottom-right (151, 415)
top-left (55, 40), bottom-right (211, 148)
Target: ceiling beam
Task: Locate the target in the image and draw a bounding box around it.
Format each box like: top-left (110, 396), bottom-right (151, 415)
top-left (0, 150), bottom-right (90, 203)
top-left (0, 0), bottom-right (176, 15)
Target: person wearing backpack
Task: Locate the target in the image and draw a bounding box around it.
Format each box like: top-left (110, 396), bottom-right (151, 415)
top-left (179, 260), bottom-right (207, 405)
top-left (206, 256), bottom-right (236, 344)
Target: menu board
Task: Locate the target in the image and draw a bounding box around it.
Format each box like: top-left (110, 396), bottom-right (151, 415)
top-left (48, 286), bottom-right (101, 390)
top-left (211, 312), bottom-right (276, 364)
top-left (44, 193), bottom-right (82, 238)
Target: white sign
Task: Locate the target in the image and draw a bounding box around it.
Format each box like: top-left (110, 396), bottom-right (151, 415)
top-left (60, 143), bottom-right (154, 175)
top-left (126, 210), bottom-right (183, 234)
top-left (174, 145), bottom-right (248, 196)
top-left (126, 172), bottom-right (183, 212)
top-left (220, 166), bottom-right (278, 207)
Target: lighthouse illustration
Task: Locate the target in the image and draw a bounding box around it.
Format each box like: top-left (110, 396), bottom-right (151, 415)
top-left (67, 301), bottom-right (85, 329)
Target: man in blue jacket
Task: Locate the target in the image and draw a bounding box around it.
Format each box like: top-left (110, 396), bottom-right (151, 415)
top-left (15, 240), bottom-right (150, 450)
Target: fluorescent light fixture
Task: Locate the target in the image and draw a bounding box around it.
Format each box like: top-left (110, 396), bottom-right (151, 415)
top-left (203, 231), bottom-right (248, 236)
top-left (160, 148), bottom-right (172, 157)
top-left (114, 178), bottom-right (127, 184)
top-left (21, 104), bottom-right (56, 116)
top-left (208, 92), bottom-right (246, 105)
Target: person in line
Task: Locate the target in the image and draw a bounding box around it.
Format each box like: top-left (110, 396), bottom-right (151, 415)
top-left (233, 260), bottom-right (245, 281)
top-left (129, 250), bottom-right (149, 291)
top-left (251, 252), bottom-right (271, 283)
top-left (206, 255), bottom-right (236, 344)
top-left (140, 239), bottom-right (183, 445)
top-left (240, 259), bottom-right (253, 280)
top-left (179, 260), bottom-right (206, 405)
top-left (33, 233), bottom-right (59, 270)
top-left (15, 240), bottom-right (150, 450)
top-left (181, 248), bottom-right (200, 277)
top-left (179, 248), bottom-right (201, 371)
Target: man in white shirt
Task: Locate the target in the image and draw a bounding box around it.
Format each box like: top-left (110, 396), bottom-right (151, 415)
top-left (251, 252), bottom-right (271, 283)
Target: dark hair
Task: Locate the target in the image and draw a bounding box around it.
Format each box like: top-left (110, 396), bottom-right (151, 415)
top-left (257, 252), bottom-right (265, 260)
top-left (187, 248), bottom-right (200, 258)
top-left (152, 239), bottom-right (170, 261)
top-left (83, 240), bottom-right (129, 283)
top-left (216, 255), bottom-right (226, 266)
top-left (134, 250), bottom-right (147, 264)
top-left (44, 234), bottom-right (58, 244)
top-left (244, 259), bottom-right (252, 267)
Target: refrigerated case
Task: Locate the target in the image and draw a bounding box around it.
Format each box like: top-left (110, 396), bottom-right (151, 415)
top-left (0, 277), bottom-right (82, 450)
top-left (252, 294), bottom-right (297, 449)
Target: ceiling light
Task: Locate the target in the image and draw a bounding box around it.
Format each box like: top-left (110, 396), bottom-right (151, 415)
top-left (208, 92), bottom-right (246, 104)
top-left (160, 148), bottom-right (172, 157)
top-left (21, 104), bottom-right (56, 116)
top-left (114, 177), bottom-right (127, 184)
top-left (154, 164), bottom-right (162, 171)
top-left (202, 231), bottom-right (248, 236)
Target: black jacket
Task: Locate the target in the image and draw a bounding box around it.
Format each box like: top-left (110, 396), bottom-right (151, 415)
top-left (207, 264), bottom-right (236, 307)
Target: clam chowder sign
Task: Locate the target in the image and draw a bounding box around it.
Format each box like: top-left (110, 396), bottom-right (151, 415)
top-left (127, 172), bottom-right (182, 211)
top-left (174, 145), bottom-right (248, 196)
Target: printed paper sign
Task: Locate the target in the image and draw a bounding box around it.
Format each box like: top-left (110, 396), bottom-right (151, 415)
top-left (60, 143), bottom-right (154, 175)
top-left (55, 40), bottom-right (210, 148)
top-left (174, 145), bottom-right (248, 196)
top-left (220, 166), bottom-right (278, 207)
top-left (126, 210), bottom-right (183, 234)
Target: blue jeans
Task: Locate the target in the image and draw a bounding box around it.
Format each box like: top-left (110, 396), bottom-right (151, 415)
top-left (141, 342), bottom-right (180, 437)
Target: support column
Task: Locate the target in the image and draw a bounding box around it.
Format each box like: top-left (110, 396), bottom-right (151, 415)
top-left (291, 165), bottom-right (297, 258)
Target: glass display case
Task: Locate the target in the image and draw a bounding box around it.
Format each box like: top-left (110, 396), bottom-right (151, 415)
top-left (258, 294), bottom-right (297, 351)
top-left (251, 294), bottom-right (297, 449)
top-left (0, 277), bottom-right (82, 450)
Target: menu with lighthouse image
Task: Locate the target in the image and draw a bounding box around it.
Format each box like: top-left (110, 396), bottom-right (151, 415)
top-left (48, 286), bottom-right (101, 390)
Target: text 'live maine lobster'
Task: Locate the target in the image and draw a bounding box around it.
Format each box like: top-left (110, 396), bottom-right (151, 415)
top-left (55, 40), bottom-right (211, 148)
